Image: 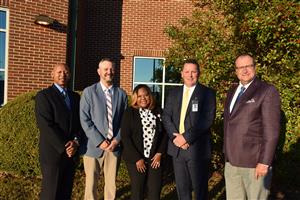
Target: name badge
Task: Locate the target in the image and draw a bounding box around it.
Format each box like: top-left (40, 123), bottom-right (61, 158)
top-left (192, 100), bottom-right (198, 112)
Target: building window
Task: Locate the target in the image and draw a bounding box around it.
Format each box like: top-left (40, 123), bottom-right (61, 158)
top-left (133, 57), bottom-right (182, 107)
top-left (0, 8), bottom-right (8, 105)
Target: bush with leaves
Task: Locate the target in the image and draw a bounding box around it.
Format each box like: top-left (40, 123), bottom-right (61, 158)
top-left (164, 0), bottom-right (300, 187)
top-left (0, 91), bottom-right (40, 176)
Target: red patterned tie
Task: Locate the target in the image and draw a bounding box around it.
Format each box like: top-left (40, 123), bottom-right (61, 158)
top-left (105, 89), bottom-right (113, 140)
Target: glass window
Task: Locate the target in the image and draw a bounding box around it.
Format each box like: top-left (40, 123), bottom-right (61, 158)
top-left (0, 32), bottom-right (6, 69)
top-left (133, 57), bottom-right (182, 107)
top-left (0, 8), bottom-right (8, 105)
top-left (0, 10), bottom-right (6, 29)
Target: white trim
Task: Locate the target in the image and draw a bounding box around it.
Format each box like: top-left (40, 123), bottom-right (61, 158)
top-left (133, 81), bottom-right (182, 86)
top-left (0, 7), bottom-right (9, 105)
top-left (133, 56), bottom-right (182, 108)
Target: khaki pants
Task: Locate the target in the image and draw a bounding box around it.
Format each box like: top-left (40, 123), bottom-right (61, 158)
top-left (224, 162), bottom-right (272, 200)
top-left (83, 152), bottom-right (119, 200)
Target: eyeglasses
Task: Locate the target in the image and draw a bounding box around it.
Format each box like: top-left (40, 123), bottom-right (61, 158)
top-left (235, 64), bottom-right (254, 70)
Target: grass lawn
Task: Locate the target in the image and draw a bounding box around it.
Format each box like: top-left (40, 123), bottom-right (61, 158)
top-left (0, 158), bottom-right (299, 200)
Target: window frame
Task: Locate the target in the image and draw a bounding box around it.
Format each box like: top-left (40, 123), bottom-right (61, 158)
top-left (133, 56), bottom-right (182, 107)
top-left (0, 7), bottom-right (9, 106)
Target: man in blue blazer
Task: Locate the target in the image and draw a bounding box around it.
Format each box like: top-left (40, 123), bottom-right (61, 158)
top-left (80, 58), bottom-right (127, 200)
top-left (162, 59), bottom-right (216, 200)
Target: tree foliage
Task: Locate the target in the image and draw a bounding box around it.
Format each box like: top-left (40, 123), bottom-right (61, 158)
top-left (164, 0), bottom-right (300, 171)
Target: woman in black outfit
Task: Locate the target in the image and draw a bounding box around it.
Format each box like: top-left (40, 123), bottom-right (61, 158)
top-left (121, 84), bottom-right (167, 200)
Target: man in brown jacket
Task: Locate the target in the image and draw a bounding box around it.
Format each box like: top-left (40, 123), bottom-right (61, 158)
top-left (223, 54), bottom-right (281, 199)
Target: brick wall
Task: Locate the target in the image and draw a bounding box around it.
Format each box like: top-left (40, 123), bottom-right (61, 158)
top-left (120, 0), bottom-right (195, 94)
top-left (4, 0), bottom-right (195, 100)
top-left (7, 0), bottom-right (69, 100)
top-left (0, 0), bottom-right (9, 7)
top-left (74, 0), bottom-right (123, 90)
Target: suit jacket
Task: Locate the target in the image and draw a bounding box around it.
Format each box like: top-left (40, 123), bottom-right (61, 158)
top-left (121, 107), bottom-right (168, 163)
top-left (35, 84), bottom-right (82, 164)
top-left (162, 83), bottom-right (216, 160)
top-left (80, 82), bottom-right (128, 158)
top-left (223, 77), bottom-right (281, 168)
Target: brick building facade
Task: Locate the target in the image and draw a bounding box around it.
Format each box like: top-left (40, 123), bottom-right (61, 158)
top-left (0, 0), bottom-right (194, 106)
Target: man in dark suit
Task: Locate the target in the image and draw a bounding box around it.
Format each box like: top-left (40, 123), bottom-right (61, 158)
top-left (223, 54), bottom-right (281, 199)
top-left (35, 64), bottom-right (82, 200)
top-left (162, 59), bottom-right (216, 200)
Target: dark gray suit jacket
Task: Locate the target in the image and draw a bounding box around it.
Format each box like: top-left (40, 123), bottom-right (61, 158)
top-left (162, 83), bottom-right (216, 160)
top-left (223, 77), bottom-right (281, 168)
top-left (80, 82), bottom-right (128, 158)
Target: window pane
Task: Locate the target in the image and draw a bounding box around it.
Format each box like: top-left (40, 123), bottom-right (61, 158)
top-left (134, 58), bottom-right (163, 83)
top-left (165, 65), bottom-right (182, 83)
top-left (133, 83), bottom-right (162, 107)
top-left (0, 11), bottom-right (6, 29)
top-left (0, 71), bottom-right (4, 105)
top-left (0, 32), bottom-right (5, 69)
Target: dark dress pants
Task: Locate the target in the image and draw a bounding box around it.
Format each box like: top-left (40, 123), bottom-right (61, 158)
top-left (172, 150), bottom-right (209, 200)
top-left (40, 154), bottom-right (76, 200)
top-left (126, 159), bottom-right (162, 200)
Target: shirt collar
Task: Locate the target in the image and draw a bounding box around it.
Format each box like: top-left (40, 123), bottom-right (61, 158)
top-left (100, 81), bottom-right (113, 92)
top-left (183, 84), bottom-right (196, 93)
top-left (54, 83), bottom-right (66, 93)
top-left (238, 77), bottom-right (255, 91)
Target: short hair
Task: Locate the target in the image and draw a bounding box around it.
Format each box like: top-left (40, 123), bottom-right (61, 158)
top-left (52, 64), bottom-right (70, 76)
top-left (98, 58), bottom-right (115, 69)
top-left (53, 63), bottom-right (69, 70)
top-left (131, 84), bottom-right (156, 110)
top-left (235, 54), bottom-right (256, 66)
top-left (182, 59), bottom-right (200, 73)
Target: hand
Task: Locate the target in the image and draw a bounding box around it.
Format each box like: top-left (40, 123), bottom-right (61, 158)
top-left (65, 140), bottom-right (78, 157)
top-left (99, 140), bottom-right (110, 150)
top-left (105, 139), bottom-right (118, 152)
top-left (136, 159), bottom-right (146, 173)
top-left (255, 163), bottom-right (269, 179)
top-left (180, 143), bottom-right (189, 150)
top-left (151, 153), bottom-right (162, 169)
top-left (173, 133), bottom-right (188, 147)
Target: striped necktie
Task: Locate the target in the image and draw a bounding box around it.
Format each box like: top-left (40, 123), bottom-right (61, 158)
top-left (179, 88), bottom-right (190, 134)
top-left (236, 86), bottom-right (245, 102)
top-left (105, 89), bottom-right (113, 140)
top-left (230, 86), bottom-right (245, 113)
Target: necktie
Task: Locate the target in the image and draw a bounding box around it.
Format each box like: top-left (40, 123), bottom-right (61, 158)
top-left (179, 88), bottom-right (190, 134)
top-left (62, 90), bottom-right (71, 110)
top-left (105, 89), bottom-right (113, 140)
top-left (236, 86), bottom-right (245, 102)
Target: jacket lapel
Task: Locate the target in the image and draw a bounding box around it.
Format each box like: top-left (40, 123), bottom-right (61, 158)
top-left (185, 83), bottom-right (204, 117)
top-left (175, 86), bottom-right (184, 129)
top-left (225, 84), bottom-right (238, 118)
top-left (51, 85), bottom-right (72, 133)
top-left (112, 87), bottom-right (118, 118)
top-left (231, 78), bottom-right (259, 116)
top-left (96, 83), bottom-right (109, 128)
top-left (51, 85), bottom-right (70, 111)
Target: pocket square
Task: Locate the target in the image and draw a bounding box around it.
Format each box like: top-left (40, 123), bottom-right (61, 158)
top-left (246, 98), bottom-right (255, 103)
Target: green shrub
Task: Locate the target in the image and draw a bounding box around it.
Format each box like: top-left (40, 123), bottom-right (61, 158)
top-left (164, 0), bottom-right (300, 190)
top-left (0, 91), bottom-right (40, 176)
